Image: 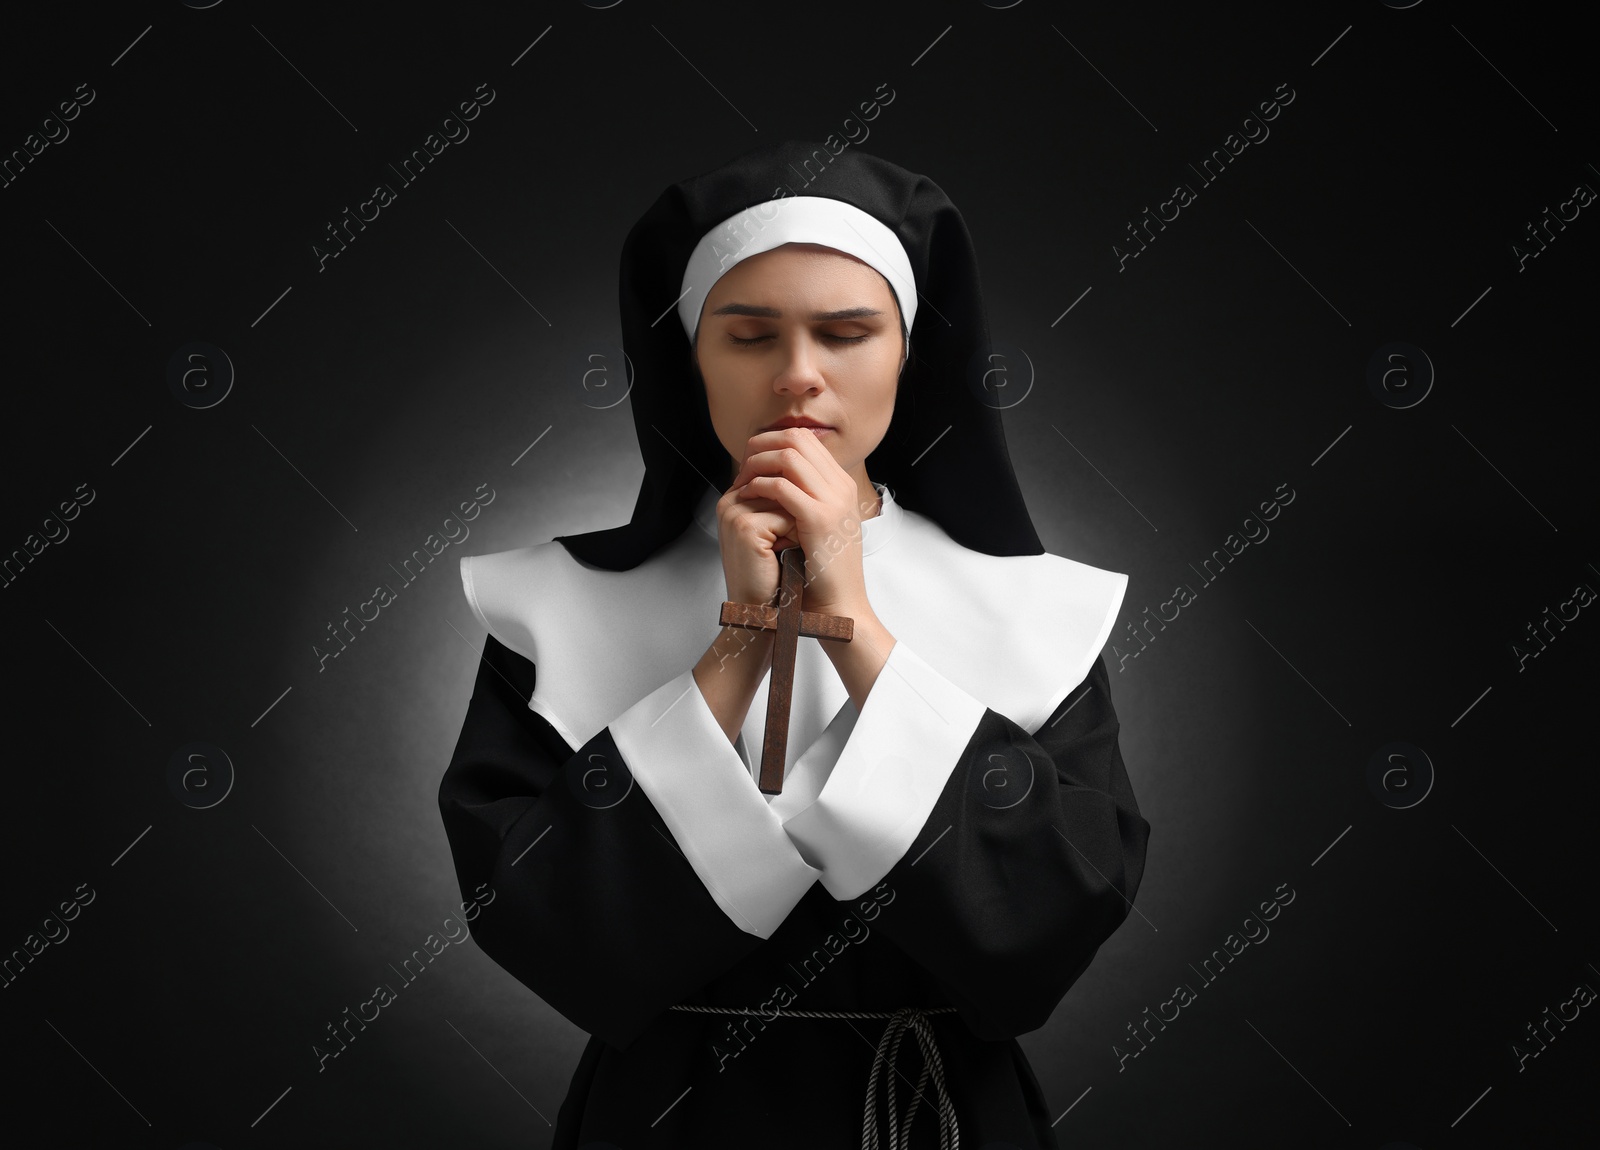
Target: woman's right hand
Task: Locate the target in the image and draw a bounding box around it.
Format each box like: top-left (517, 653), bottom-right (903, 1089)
top-left (715, 484), bottom-right (799, 607)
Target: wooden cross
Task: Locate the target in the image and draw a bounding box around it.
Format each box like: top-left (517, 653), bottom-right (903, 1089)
top-left (718, 546), bottom-right (854, 794)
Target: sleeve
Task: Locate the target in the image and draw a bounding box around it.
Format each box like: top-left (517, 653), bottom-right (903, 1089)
top-left (782, 643), bottom-right (1150, 1041)
top-left (436, 634), bottom-right (822, 1051)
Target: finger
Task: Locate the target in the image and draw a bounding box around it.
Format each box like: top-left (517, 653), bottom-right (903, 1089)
top-left (726, 497), bottom-right (795, 526)
top-left (723, 495), bottom-right (796, 537)
top-left (726, 489), bottom-right (786, 512)
top-left (726, 489), bottom-right (796, 525)
top-left (739, 474), bottom-right (816, 525)
top-left (731, 451), bottom-right (829, 512)
top-left (740, 426), bottom-right (836, 473)
top-left (732, 429), bottom-right (834, 493)
top-left (719, 487), bottom-right (792, 527)
top-left (729, 511), bottom-right (796, 550)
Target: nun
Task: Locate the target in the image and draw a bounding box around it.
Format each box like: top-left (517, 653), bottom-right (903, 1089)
top-left (437, 139), bottom-right (1152, 1148)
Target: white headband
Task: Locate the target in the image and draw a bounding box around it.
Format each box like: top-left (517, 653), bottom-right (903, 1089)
top-left (677, 195), bottom-right (917, 349)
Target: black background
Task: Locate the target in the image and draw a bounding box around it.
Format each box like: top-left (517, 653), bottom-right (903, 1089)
top-left (1, 2), bottom-right (1595, 1147)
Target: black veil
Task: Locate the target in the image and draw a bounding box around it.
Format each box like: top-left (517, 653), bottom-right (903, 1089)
top-left (554, 139), bottom-right (1044, 570)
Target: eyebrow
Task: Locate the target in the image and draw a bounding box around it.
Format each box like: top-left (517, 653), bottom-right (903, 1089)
top-left (709, 303), bottom-right (886, 321)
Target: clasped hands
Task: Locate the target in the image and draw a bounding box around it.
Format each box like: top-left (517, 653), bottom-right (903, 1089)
top-left (713, 427), bottom-right (879, 623)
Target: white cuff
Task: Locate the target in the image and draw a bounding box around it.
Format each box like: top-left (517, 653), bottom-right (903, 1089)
top-left (610, 668), bottom-right (823, 938)
top-left (781, 642), bottom-right (988, 900)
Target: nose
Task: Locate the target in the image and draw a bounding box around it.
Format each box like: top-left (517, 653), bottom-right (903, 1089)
top-left (772, 331), bottom-right (826, 395)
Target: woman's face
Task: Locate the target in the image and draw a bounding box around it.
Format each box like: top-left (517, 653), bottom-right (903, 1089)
top-left (693, 242), bottom-right (904, 489)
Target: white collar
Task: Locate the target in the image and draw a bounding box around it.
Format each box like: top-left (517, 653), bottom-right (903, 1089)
top-left (460, 482), bottom-right (1127, 771)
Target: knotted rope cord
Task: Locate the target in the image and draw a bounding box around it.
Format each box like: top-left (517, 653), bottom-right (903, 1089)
top-left (668, 1003), bottom-right (960, 1148)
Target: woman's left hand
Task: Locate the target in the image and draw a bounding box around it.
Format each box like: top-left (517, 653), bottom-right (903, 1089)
top-left (727, 427), bottom-right (879, 619)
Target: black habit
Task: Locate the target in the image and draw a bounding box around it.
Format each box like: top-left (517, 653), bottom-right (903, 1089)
top-left (437, 139), bottom-right (1152, 1147)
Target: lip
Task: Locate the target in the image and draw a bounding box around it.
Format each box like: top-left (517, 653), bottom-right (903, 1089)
top-left (765, 417), bottom-right (835, 432)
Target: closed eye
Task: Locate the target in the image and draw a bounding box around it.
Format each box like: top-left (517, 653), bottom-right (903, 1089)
top-left (727, 333), bottom-right (869, 346)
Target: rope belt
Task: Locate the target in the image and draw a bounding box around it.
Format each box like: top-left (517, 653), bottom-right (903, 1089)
top-left (668, 1003), bottom-right (960, 1148)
